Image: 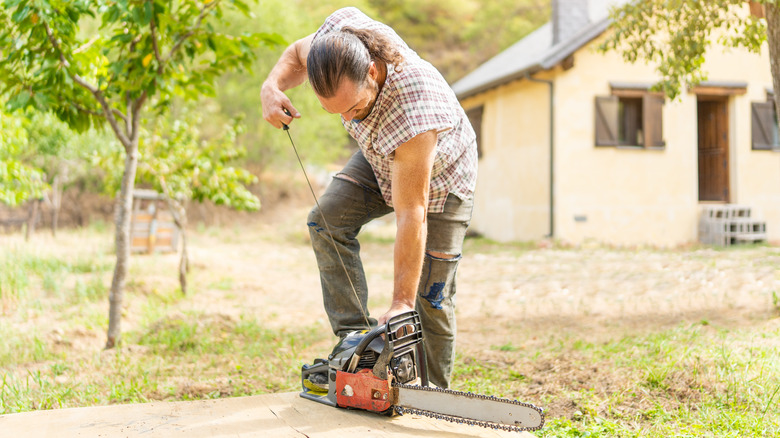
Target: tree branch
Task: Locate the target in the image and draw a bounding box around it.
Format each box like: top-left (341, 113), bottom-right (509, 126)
top-left (70, 101), bottom-right (102, 117)
top-left (43, 22), bottom-right (97, 94)
top-left (43, 21), bottom-right (132, 148)
top-left (164, 2), bottom-right (216, 64)
top-left (113, 108), bottom-right (128, 124)
top-left (59, 92), bottom-right (128, 125)
top-left (149, 13), bottom-right (164, 74)
top-left (126, 92), bottom-right (132, 136)
top-left (73, 35), bottom-right (99, 54)
top-left (128, 91), bottom-right (148, 145)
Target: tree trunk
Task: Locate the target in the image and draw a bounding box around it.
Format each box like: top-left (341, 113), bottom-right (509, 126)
top-left (766, 5), bottom-right (780, 129)
top-left (51, 174), bottom-right (61, 238)
top-left (179, 222), bottom-right (189, 295)
top-left (105, 140), bottom-right (140, 349)
top-left (162, 195), bottom-right (189, 295)
top-left (25, 199), bottom-right (39, 241)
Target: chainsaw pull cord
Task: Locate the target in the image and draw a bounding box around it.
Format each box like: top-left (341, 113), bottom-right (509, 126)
top-left (281, 109), bottom-right (372, 331)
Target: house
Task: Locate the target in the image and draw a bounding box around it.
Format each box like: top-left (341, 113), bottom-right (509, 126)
top-left (452, 0), bottom-right (780, 246)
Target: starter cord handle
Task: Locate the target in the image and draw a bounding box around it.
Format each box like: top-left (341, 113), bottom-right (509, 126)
top-left (282, 108), bottom-right (291, 130)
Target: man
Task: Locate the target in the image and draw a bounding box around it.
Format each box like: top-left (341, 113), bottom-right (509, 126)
top-left (260, 7), bottom-right (477, 389)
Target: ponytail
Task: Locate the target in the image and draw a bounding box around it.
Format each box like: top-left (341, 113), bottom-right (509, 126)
top-left (308, 27), bottom-right (405, 98)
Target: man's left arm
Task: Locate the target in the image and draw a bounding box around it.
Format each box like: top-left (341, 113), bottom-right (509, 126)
top-left (377, 130), bottom-right (438, 326)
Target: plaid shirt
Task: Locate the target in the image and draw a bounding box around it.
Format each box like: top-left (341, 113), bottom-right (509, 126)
top-left (313, 7), bottom-right (477, 213)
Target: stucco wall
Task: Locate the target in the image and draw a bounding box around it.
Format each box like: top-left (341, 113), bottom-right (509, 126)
top-left (462, 31), bottom-right (780, 246)
top-left (728, 60), bottom-right (780, 239)
top-left (464, 80), bottom-right (553, 242)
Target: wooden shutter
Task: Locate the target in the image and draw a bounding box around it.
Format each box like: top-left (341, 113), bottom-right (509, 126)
top-left (594, 95), bottom-right (618, 146)
top-left (643, 94), bottom-right (665, 147)
top-left (749, 1), bottom-right (765, 18)
top-left (466, 105), bottom-right (484, 158)
top-left (751, 101), bottom-right (775, 150)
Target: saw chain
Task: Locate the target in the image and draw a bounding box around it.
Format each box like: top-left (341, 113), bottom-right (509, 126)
top-left (392, 382), bottom-right (545, 432)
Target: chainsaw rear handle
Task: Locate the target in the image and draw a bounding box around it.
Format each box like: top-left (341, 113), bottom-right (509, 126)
top-left (352, 324), bottom-right (389, 359)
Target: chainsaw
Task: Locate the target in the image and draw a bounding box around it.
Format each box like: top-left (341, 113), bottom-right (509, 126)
top-left (300, 310), bottom-right (544, 433)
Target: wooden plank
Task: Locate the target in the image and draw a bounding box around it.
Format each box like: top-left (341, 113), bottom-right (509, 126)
top-left (154, 237), bottom-right (174, 246)
top-left (0, 392), bottom-right (537, 438)
top-left (132, 237), bottom-right (151, 247)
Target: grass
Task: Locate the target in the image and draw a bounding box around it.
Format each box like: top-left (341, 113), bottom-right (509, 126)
top-left (1, 227), bottom-right (779, 438)
top-left (0, 323), bottom-right (60, 367)
top-left (0, 230), bottom-right (332, 414)
top-left (458, 322), bottom-right (780, 437)
top-left (0, 245), bottom-right (112, 312)
top-left (0, 310), bottom-right (330, 413)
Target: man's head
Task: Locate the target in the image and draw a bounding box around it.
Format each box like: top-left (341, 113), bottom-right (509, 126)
top-left (308, 27), bottom-right (404, 121)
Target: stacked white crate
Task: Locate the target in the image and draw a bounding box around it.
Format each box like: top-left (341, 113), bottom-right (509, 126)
top-left (699, 205), bottom-right (767, 246)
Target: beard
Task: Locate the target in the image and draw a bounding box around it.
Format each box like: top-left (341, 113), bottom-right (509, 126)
top-left (354, 79), bottom-right (380, 121)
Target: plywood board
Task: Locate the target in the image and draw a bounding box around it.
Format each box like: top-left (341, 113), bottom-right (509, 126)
top-left (0, 392), bottom-right (538, 438)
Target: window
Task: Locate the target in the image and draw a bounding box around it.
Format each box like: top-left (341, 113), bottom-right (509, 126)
top-left (751, 98), bottom-right (780, 150)
top-left (466, 105), bottom-right (484, 158)
top-left (618, 97), bottom-right (643, 145)
top-left (595, 89), bottom-right (665, 148)
top-left (749, 1), bottom-right (765, 19)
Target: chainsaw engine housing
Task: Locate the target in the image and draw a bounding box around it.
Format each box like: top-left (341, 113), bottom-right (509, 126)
top-left (300, 310), bottom-right (427, 411)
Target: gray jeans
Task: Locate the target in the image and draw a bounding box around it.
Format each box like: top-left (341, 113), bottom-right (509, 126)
top-left (307, 151), bottom-right (473, 388)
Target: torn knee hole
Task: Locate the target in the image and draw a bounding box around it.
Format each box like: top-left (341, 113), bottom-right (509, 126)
top-left (426, 251), bottom-right (458, 260)
top-left (334, 173), bottom-right (360, 184)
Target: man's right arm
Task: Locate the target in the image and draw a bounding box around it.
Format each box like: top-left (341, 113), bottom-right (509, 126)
top-left (261, 33), bottom-right (314, 129)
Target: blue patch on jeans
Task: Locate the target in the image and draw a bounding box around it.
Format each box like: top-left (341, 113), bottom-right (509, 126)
top-left (422, 282), bottom-right (445, 309)
top-left (307, 221), bottom-right (324, 233)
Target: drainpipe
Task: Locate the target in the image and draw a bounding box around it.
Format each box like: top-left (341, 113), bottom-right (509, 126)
top-left (525, 74), bottom-right (554, 238)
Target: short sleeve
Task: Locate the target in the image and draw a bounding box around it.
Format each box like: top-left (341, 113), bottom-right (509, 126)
top-left (372, 65), bottom-right (456, 156)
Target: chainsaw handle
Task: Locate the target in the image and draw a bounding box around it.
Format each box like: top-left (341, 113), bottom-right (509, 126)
top-left (351, 310), bottom-right (421, 369)
top-left (352, 324), bottom-right (387, 359)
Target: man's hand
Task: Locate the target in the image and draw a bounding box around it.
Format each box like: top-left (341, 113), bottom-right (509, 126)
top-left (377, 302), bottom-right (415, 327)
top-left (259, 33), bottom-right (313, 129)
top-left (261, 84), bottom-right (300, 129)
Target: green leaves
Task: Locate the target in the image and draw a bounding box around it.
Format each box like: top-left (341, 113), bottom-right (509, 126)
top-left (0, 0), bottom-right (281, 139)
top-left (599, 0), bottom-right (766, 100)
top-left (132, 107), bottom-right (260, 212)
top-left (0, 110), bottom-right (48, 206)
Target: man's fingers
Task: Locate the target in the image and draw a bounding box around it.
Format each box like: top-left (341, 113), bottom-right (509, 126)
top-left (260, 86), bottom-right (300, 129)
top-left (280, 106), bottom-right (300, 129)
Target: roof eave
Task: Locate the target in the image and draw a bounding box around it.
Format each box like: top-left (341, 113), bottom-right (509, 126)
top-left (455, 17), bottom-right (612, 101)
top-left (455, 64), bottom-right (544, 100)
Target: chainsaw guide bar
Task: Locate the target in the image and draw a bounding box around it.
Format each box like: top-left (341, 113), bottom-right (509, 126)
top-left (393, 383), bottom-right (545, 432)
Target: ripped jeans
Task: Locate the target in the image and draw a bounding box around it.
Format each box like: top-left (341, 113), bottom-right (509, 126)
top-left (307, 151), bottom-right (473, 388)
